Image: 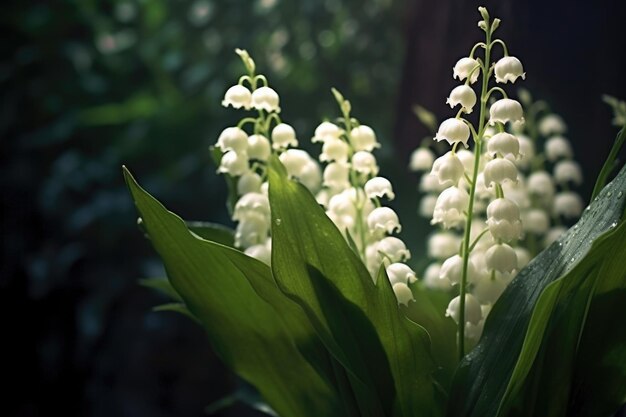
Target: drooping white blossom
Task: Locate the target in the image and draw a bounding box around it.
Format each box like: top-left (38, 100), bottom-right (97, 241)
top-left (431, 186), bottom-right (470, 229)
top-left (553, 192), bottom-right (583, 219)
top-left (251, 86), bottom-right (280, 112)
top-left (350, 125), bottom-right (380, 152)
top-left (453, 57), bottom-right (480, 84)
top-left (367, 207), bottom-right (401, 236)
top-left (544, 136), bottom-right (573, 161)
top-left (431, 151), bottom-right (465, 187)
top-left (409, 147), bottom-right (435, 171)
top-left (489, 99), bottom-right (525, 125)
top-left (554, 160), bottom-right (583, 185)
top-left (487, 132), bottom-right (520, 159)
top-left (351, 151), bottom-right (379, 176)
top-left (494, 56), bottom-right (526, 84)
top-left (447, 85), bottom-right (477, 113)
top-left (446, 294), bottom-right (482, 325)
top-left (485, 243), bottom-right (518, 273)
top-left (217, 127), bottom-right (249, 153)
top-left (435, 118), bottom-right (471, 147)
top-left (222, 84), bottom-right (252, 109)
top-left (247, 134), bottom-right (272, 161)
top-left (218, 150), bottom-right (249, 176)
top-left (483, 158), bottom-right (518, 186)
top-left (271, 123), bottom-right (298, 150)
top-left (364, 177), bottom-right (395, 200)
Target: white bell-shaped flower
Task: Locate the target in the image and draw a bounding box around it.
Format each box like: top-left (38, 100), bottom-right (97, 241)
top-left (251, 86), bottom-right (280, 112)
top-left (538, 114), bottom-right (567, 136)
top-left (323, 162), bottom-right (351, 191)
top-left (489, 99), bottom-right (524, 125)
top-left (515, 135), bottom-right (535, 170)
top-left (486, 198), bottom-right (522, 242)
top-left (453, 57), bottom-right (480, 84)
top-left (446, 294), bottom-right (482, 325)
top-left (247, 134), bottom-right (271, 161)
top-left (456, 149), bottom-right (479, 176)
top-left (447, 85), bottom-right (477, 113)
top-left (554, 160), bottom-right (583, 185)
top-left (423, 262), bottom-right (452, 290)
top-left (527, 171), bottom-right (555, 203)
top-left (420, 174), bottom-right (447, 193)
top-left (327, 191), bottom-right (358, 230)
top-left (312, 121), bottom-right (343, 143)
top-left (233, 192), bottom-right (270, 221)
top-left (298, 160), bottom-right (322, 193)
top-left (544, 226), bottom-right (567, 247)
top-left (409, 147), bottom-right (435, 172)
top-left (428, 232), bottom-right (461, 260)
top-left (368, 207), bottom-right (401, 236)
top-left (235, 211), bottom-right (270, 248)
top-left (244, 241), bottom-right (271, 265)
top-left (487, 132), bottom-right (520, 159)
top-left (431, 151), bottom-right (465, 187)
top-left (522, 208), bottom-right (550, 234)
top-left (392, 282), bottom-right (414, 306)
top-left (544, 136), bottom-right (573, 161)
top-left (377, 236), bottom-right (411, 263)
top-left (473, 274), bottom-right (507, 305)
top-left (554, 192), bottom-right (583, 219)
top-left (352, 151), bottom-right (379, 176)
top-left (279, 149), bottom-right (311, 176)
top-left (485, 243), bottom-right (518, 273)
top-left (419, 194), bottom-right (438, 218)
top-left (218, 151), bottom-right (249, 176)
top-left (365, 177), bottom-right (395, 200)
top-left (320, 138), bottom-right (350, 163)
top-left (350, 125), bottom-right (380, 152)
top-left (440, 254), bottom-right (477, 285)
top-left (237, 172), bottom-right (263, 195)
top-left (494, 56), bottom-right (526, 84)
top-left (386, 263), bottom-right (417, 286)
top-left (465, 319), bottom-right (485, 342)
top-left (271, 123), bottom-right (298, 150)
top-left (222, 84), bottom-right (252, 109)
top-left (434, 118), bottom-right (471, 147)
top-left (431, 186), bottom-right (469, 229)
top-left (483, 158), bottom-right (518, 187)
top-left (217, 127), bottom-right (248, 153)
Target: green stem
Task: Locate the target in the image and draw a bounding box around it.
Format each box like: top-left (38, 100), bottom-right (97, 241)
top-left (591, 127), bottom-right (626, 200)
top-left (458, 24), bottom-right (492, 361)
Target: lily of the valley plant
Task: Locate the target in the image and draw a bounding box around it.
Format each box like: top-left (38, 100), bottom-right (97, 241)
top-left (126, 7), bottom-right (626, 417)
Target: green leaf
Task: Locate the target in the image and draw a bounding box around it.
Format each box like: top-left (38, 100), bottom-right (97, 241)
top-left (124, 166), bottom-right (347, 417)
top-left (267, 156), bottom-right (437, 417)
top-left (186, 221), bottom-right (235, 247)
top-left (210, 146), bottom-right (239, 216)
top-left (153, 302), bottom-right (200, 322)
top-left (447, 164), bottom-right (626, 417)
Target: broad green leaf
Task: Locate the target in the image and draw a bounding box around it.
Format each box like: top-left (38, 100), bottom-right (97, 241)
top-left (124, 167), bottom-right (347, 417)
top-left (186, 221), bottom-right (235, 247)
top-left (267, 156), bottom-right (437, 417)
top-left (447, 164), bottom-right (626, 417)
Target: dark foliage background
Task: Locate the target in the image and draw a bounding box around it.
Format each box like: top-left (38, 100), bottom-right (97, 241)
top-left (1, 0), bottom-right (625, 416)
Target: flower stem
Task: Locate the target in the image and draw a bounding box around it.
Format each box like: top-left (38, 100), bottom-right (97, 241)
top-left (458, 24), bottom-right (492, 361)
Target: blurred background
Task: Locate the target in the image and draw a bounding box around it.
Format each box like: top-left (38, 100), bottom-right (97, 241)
top-left (2, 0), bottom-right (625, 416)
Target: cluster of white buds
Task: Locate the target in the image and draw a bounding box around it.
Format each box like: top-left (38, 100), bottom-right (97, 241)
top-left (315, 89), bottom-right (414, 305)
top-left (410, 7), bottom-right (530, 343)
top-left (214, 49), bottom-right (321, 265)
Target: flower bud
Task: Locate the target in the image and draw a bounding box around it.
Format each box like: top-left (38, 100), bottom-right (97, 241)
top-left (218, 151), bottom-right (249, 176)
top-left (222, 84), bottom-right (252, 109)
top-left (386, 263), bottom-right (417, 286)
top-left (453, 57), bottom-right (480, 84)
top-left (544, 136), bottom-right (573, 161)
top-left (435, 118), bottom-right (470, 147)
top-left (409, 147), bottom-right (435, 172)
top-left (554, 192), bottom-right (583, 219)
top-left (554, 160), bottom-right (583, 186)
top-left (352, 151), bottom-right (379, 176)
top-left (487, 132), bottom-right (520, 159)
top-left (271, 123), bottom-right (298, 150)
top-left (494, 56), bottom-right (526, 84)
top-left (350, 125), bottom-right (380, 152)
top-left (432, 186), bottom-right (469, 229)
top-left (247, 134), bottom-right (271, 161)
top-left (483, 158), bottom-right (518, 187)
top-left (485, 243), bottom-right (518, 273)
top-left (392, 282), bottom-right (414, 306)
top-left (251, 86), bottom-right (280, 112)
top-left (446, 294), bottom-right (482, 325)
top-left (320, 138), bottom-right (350, 163)
top-left (368, 206), bottom-right (401, 236)
top-left (489, 99), bottom-right (524, 125)
top-left (365, 177), bottom-right (395, 200)
top-left (431, 151), bottom-right (465, 187)
top-left (447, 85), bottom-right (477, 113)
top-left (217, 127), bottom-right (248, 153)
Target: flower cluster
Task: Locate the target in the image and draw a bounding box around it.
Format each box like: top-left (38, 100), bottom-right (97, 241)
top-left (410, 8), bottom-right (529, 343)
top-left (215, 51), bottom-right (413, 305)
top-left (215, 49), bottom-right (321, 265)
top-left (314, 89), bottom-right (414, 305)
